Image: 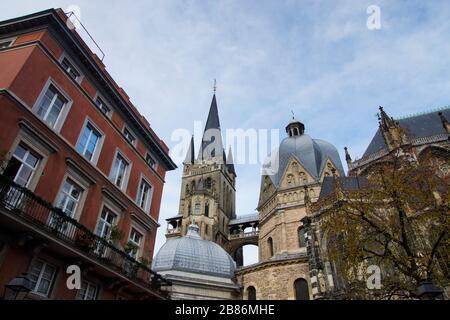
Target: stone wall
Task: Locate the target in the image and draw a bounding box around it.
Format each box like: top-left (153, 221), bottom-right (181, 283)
top-left (237, 260), bottom-right (311, 300)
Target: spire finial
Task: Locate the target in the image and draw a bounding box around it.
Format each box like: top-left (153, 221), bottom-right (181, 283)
top-left (291, 109), bottom-right (295, 120)
top-left (213, 79), bottom-right (217, 94)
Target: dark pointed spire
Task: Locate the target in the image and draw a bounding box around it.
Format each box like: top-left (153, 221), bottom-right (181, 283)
top-left (344, 146), bottom-right (352, 164)
top-left (197, 94), bottom-right (224, 161)
top-left (184, 135), bottom-right (195, 164)
top-left (226, 147), bottom-right (236, 176)
top-left (378, 106), bottom-right (396, 129)
top-left (438, 111), bottom-right (450, 134)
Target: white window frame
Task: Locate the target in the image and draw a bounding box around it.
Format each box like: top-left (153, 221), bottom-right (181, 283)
top-left (109, 149), bottom-right (132, 192)
top-left (59, 53), bottom-right (83, 83)
top-left (32, 78), bottom-right (73, 133)
top-left (5, 143), bottom-right (40, 188)
top-left (0, 36), bottom-right (16, 49)
top-left (28, 259), bottom-right (57, 297)
top-left (95, 205), bottom-right (118, 239)
top-left (136, 175), bottom-right (154, 213)
top-left (75, 117), bottom-right (104, 165)
top-left (145, 152), bottom-right (158, 170)
top-left (93, 92), bottom-right (112, 118)
top-left (76, 280), bottom-right (98, 300)
top-left (127, 226), bottom-right (144, 259)
top-left (123, 125), bottom-right (136, 147)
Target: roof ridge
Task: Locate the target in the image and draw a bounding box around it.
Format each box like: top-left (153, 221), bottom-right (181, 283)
top-left (395, 105), bottom-right (450, 120)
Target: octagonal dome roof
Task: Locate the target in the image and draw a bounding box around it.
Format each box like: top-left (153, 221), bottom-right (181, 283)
top-left (152, 223), bottom-right (236, 279)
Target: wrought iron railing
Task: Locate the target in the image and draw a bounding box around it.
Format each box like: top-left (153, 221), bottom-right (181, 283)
top-left (0, 175), bottom-right (170, 293)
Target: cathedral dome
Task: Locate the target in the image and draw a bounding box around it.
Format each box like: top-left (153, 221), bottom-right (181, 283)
top-left (152, 223), bottom-right (236, 279)
top-left (265, 120), bottom-right (345, 187)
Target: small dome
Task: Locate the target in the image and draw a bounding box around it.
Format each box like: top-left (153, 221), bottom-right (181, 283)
top-left (152, 223), bottom-right (236, 279)
top-left (265, 133), bottom-right (345, 187)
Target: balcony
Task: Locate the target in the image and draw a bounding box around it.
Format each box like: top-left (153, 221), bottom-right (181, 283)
top-left (0, 175), bottom-right (170, 299)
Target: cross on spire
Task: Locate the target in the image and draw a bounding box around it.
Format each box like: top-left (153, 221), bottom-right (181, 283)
top-left (291, 109), bottom-right (295, 120)
top-left (213, 79), bottom-right (217, 94)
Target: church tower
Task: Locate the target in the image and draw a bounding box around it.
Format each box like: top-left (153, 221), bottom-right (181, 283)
top-left (165, 94), bottom-right (236, 247)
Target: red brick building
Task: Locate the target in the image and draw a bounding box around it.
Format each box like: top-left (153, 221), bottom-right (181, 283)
top-left (0, 9), bottom-right (176, 300)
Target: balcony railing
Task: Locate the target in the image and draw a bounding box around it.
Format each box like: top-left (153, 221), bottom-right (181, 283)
top-left (0, 175), bottom-right (170, 293)
top-left (228, 230), bottom-right (259, 240)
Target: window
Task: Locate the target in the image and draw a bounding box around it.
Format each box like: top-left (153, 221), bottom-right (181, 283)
top-left (267, 237), bottom-right (274, 257)
top-left (35, 84), bottom-right (68, 129)
top-left (61, 57), bottom-right (81, 81)
top-left (247, 286), bottom-right (256, 300)
top-left (0, 39), bottom-right (13, 49)
top-left (127, 228), bottom-right (143, 259)
top-left (29, 260), bottom-right (56, 297)
top-left (205, 201), bottom-right (209, 217)
top-left (56, 179), bottom-right (82, 218)
top-left (95, 207), bottom-right (117, 238)
top-left (95, 96), bottom-right (110, 116)
top-left (294, 278), bottom-right (310, 300)
top-left (110, 153), bottom-right (129, 189)
top-left (77, 122), bottom-right (101, 161)
top-left (298, 227), bottom-right (307, 248)
top-left (137, 179), bottom-right (152, 212)
top-left (145, 152), bottom-right (156, 169)
top-left (76, 281), bottom-right (98, 300)
top-left (3, 144), bottom-right (40, 187)
top-left (123, 127), bottom-right (135, 145)
top-left (194, 202), bottom-right (201, 215)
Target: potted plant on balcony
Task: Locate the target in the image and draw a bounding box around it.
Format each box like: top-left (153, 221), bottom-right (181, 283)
top-left (75, 233), bottom-right (94, 252)
top-left (124, 242), bottom-right (139, 257)
top-left (108, 225), bottom-right (123, 246)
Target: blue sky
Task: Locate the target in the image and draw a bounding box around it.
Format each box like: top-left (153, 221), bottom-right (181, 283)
top-left (2, 1), bottom-right (450, 264)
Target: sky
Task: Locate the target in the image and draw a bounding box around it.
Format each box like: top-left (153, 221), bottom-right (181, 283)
top-left (2, 1), bottom-right (450, 265)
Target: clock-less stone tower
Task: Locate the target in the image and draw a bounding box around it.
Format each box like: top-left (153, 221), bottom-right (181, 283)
top-left (165, 94), bottom-right (237, 249)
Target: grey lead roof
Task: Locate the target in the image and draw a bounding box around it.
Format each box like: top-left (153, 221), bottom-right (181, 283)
top-left (267, 134), bottom-right (345, 187)
top-left (152, 223), bottom-right (236, 279)
top-left (229, 213), bottom-right (259, 225)
top-left (363, 107), bottom-right (450, 157)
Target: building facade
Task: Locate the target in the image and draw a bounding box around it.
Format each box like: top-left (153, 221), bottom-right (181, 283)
top-left (0, 9), bottom-right (176, 300)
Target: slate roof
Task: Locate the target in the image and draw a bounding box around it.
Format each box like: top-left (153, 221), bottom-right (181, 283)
top-left (266, 134), bottom-right (345, 187)
top-left (363, 107), bottom-right (450, 157)
top-left (319, 176), bottom-right (368, 199)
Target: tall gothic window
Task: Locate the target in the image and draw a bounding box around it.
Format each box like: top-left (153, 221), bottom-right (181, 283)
top-left (205, 201), bottom-right (209, 217)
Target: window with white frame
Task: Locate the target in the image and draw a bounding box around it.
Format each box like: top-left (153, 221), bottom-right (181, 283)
top-left (35, 84), bottom-right (68, 129)
top-left (77, 122), bottom-right (102, 161)
top-left (3, 143), bottom-right (40, 187)
top-left (137, 178), bottom-right (152, 212)
top-left (95, 96), bottom-right (111, 116)
top-left (76, 280), bottom-right (98, 300)
top-left (110, 153), bottom-right (129, 189)
top-left (123, 127), bottom-right (136, 145)
top-left (145, 152), bottom-right (156, 169)
top-left (61, 57), bottom-right (81, 81)
top-left (56, 178), bottom-right (82, 218)
top-left (29, 259), bottom-right (56, 297)
top-left (95, 207), bottom-right (117, 239)
top-left (127, 228), bottom-right (143, 259)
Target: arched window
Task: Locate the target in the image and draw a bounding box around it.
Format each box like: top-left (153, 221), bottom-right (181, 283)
top-left (267, 237), bottom-right (274, 257)
top-left (247, 286), bottom-right (256, 300)
top-left (294, 278), bottom-right (309, 300)
top-left (204, 201), bottom-right (209, 217)
top-left (204, 177), bottom-right (212, 189)
top-left (194, 202), bottom-right (201, 215)
top-left (298, 227), bottom-right (306, 247)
